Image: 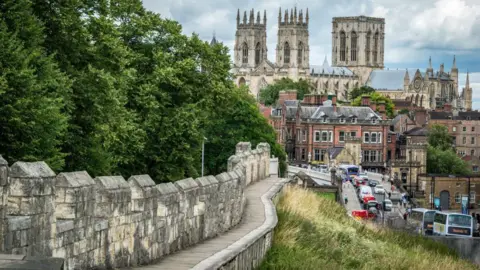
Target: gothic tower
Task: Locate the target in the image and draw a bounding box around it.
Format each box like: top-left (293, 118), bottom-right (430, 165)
top-left (276, 7), bottom-right (310, 78)
top-left (463, 72), bottom-right (473, 111)
top-left (451, 55), bottom-right (458, 87)
top-left (332, 16), bottom-right (385, 83)
top-left (234, 9), bottom-right (267, 69)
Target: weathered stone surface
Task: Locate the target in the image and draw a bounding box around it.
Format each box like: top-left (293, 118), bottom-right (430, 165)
top-left (9, 162), bottom-right (55, 178)
top-left (56, 171), bottom-right (94, 188)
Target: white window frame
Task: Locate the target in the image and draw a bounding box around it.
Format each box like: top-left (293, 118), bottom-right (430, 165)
top-left (322, 116), bottom-right (328, 123)
top-left (302, 130), bottom-right (307, 142)
top-left (350, 131), bottom-right (357, 138)
top-left (364, 132), bottom-right (369, 143)
top-left (339, 131), bottom-right (345, 142)
top-left (351, 117), bottom-right (357, 124)
top-left (321, 131), bottom-right (328, 142)
top-left (329, 131), bottom-right (333, 142)
top-left (471, 191), bottom-right (476, 202)
top-left (378, 132), bottom-right (382, 143)
top-left (314, 131), bottom-right (321, 142)
top-left (339, 117), bottom-right (346, 124)
top-left (372, 118), bottom-right (377, 124)
top-left (453, 127), bottom-right (457, 132)
top-left (387, 135), bottom-right (391, 143)
top-left (474, 166), bottom-right (479, 172)
top-left (371, 132), bottom-right (377, 143)
top-left (455, 192), bottom-right (461, 204)
top-left (314, 148), bottom-right (320, 161)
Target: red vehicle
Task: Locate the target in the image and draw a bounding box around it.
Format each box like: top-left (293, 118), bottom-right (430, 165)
top-left (352, 210), bottom-right (376, 220)
top-left (354, 176), bottom-right (366, 187)
top-left (362, 195), bottom-right (376, 205)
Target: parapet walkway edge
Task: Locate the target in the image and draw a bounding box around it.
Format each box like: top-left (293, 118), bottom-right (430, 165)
top-left (191, 177), bottom-right (289, 270)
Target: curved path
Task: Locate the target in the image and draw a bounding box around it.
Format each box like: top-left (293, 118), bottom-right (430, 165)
top-left (124, 176), bottom-right (284, 270)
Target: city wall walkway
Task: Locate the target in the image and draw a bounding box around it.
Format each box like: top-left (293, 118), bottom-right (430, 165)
top-left (125, 176), bottom-right (286, 270)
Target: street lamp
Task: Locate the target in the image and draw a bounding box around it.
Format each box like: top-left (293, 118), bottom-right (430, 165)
top-left (409, 150), bottom-right (412, 197)
top-left (308, 152), bottom-right (312, 170)
top-left (202, 137), bottom-right (208, 177)
top-left (359, 153), bottom-right (363, 172)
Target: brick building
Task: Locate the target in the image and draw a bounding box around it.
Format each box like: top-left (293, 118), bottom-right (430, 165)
top-left (273, 91), bottom-right (393, 173)
top-left (420, 175), bottom-right (480, 211)
top-left (429, 110), bottom-right (480, 158)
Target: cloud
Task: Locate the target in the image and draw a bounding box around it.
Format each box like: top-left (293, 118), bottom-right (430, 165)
top-left (142, 0), bottom-right (480, 108)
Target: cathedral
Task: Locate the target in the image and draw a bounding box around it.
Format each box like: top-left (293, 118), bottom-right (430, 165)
top-left (230, 8), bottom-right (473, 111)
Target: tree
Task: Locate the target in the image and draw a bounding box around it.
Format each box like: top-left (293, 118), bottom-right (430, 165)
top-left (427, 124), bottom-right (453, 151)
top-left (0, 0), bottom-right (70, 171)
top-left (259, 78), bottom-right (313, 106)
top-left (426, 124), bottom-right (470, 174)
top-left (351, 92), bottom-right (395, 118)
top-left (349, 85), bottom-right (375, 100)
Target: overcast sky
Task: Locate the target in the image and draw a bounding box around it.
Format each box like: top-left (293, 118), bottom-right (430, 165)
top-left (143, 0), bottom-right (480, 109)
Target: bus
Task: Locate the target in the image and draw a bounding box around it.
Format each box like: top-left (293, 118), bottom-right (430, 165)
top-left (410, 208), bottom-right (436, 235)
top-left (433, 212), bottom-right (473, 237)
top-left (339, 165), bottom-right (359, 180)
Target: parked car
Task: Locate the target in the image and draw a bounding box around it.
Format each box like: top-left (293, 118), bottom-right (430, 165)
top-left (368, 179), bottom-right (379, 187)
top-left (383, 199), bottom-right (393, 211)
top-left (374, 185), bottom-right (385, 194)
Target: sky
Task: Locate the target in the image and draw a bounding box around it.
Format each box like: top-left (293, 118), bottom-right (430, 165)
top-left (142, 0), bottom-right (480, 109)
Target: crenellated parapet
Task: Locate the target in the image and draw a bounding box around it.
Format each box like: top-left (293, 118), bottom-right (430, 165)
top-left (0, 142), bottom-right (271, 269)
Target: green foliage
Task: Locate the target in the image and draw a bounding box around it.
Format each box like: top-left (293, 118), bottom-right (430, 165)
top-left (398, 108), bottom-right (410, 115)
top-left (0, 0), bottom-right (285, 182)
top-left (349, 85), bottom-right (375, 100)
top-left (0, 0), bottom-right (70, 171)
top-left (426, 125), bottom-right (470, 175)
top-left (351, 92), bottom-right (395, 118)
top-left (259, 78), bottom-right (313, 106)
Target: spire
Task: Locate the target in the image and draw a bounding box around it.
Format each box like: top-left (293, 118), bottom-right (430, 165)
top-left (243, 11), bottom-right (247, 24)
top-left (290, 9), bottom-right (293, 23)
top-left (294, 6), bottom-right (297, 24)
top-left (452, 55), bottom-right (457, 69)
top-left (210, 31), bottom-right (218, 46)
top-left (237, 9), bottom-right (240, 26)
top-left (429, 56), bottom-right (432, 69)
top-left (278, 7), bottom-right (281, 24)
top-left (404, 69), bottom-right (409, 83)
top-left (263, 10), bottom-right (267, 26)
top-left (299, 10), bottom-right (303, 24)
top-left (466, 71), bottom-right (470, 87)
top-left (306, 8), bottom-right (309, 25)
top-left (256, 11), bottom-right (260, 24)
top-left (284, 9), bottom-right (288, 24)
top-left (249, 9), bottom-right (254, 25)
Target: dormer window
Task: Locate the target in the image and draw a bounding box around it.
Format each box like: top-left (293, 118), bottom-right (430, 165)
top-left (322, 116), bottom-right (328, 123)
top-left (351, 117), bottom-right (357, 124)
top-left (339, 117), bottom-right (346, 124)
top-left (372, 118), bottom-right (378, 124)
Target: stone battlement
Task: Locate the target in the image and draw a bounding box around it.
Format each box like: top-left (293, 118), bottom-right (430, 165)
top-left (0, 142), bottom-right (271, 269)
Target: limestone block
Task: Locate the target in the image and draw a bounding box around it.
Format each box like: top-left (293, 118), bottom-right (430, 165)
top-left (10, 161), bottom-right (55, 178)
top-left (56, 171), bottom-right (95, 188)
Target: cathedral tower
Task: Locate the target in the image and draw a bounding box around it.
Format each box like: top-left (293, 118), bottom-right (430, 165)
top-left (276, 7), bottom-right (310, 78)
top-left (332, 16), bottom-right (385, 83)
top-left (463, 72), bottom-right (473, 111)
top-left (234, 9), bottom-right (267, 69)
top-left (451, 55), bottom-right (458, 86)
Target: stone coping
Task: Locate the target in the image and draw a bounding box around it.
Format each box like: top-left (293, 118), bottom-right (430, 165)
top-left (191, 178), bottom-right (289, 270)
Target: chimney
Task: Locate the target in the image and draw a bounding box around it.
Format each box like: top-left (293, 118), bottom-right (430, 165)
top-left (302, 94), bottom-right (322, 106)
top-left (443, 103), bottom-right (452, 112)
top-left (414, 109), bottom-right (427, 127)
top-left (370, 102), bottom-right (377, 112)
top-left (278, 90), bottom-right (297, 106)
top-left (377, 101), bottom-right (386, 120)
top-left (332, 95), bottom-right (337, 112)
top-left (361, 95), bottom-right (371, 106)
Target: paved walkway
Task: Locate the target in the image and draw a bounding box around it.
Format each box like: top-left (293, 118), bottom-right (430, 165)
top-left (126, 176), bottom-right (282, 270)
top-left (343, 181), bottom-right (362, 215)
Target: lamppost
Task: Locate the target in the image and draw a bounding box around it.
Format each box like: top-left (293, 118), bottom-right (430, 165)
top-left (202, 137), bottom-right (207, 177)
top-left (409, 150), bottom-right (412, 196)
top-left (359, 153), bottom-right (363, 172)
top-left (308, 152), bottom-right (312, 171)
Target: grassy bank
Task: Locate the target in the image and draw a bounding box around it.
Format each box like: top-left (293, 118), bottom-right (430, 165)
top-left (259, 185), bottom-right (478, 270)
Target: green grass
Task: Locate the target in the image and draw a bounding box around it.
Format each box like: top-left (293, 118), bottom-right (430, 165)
top-left (315, 192), bottom-right (336, 201)
top-left (259, 186), bottom-right (478, 270)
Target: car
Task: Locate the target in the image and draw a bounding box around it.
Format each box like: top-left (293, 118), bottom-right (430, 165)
top-left (383, 199), bottom-right (393, 211)
top-left (358, 172), bottom-right (369, 180)
top-left (374, 185), bottom-right (385, 194)
top-left (368, 179), bottom-right (379, 187)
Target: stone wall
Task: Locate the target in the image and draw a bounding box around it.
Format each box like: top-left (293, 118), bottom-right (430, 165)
top-left (430, 236), bottom-right (480, 266)
top-left (0, 142), bottom-right (270, 270)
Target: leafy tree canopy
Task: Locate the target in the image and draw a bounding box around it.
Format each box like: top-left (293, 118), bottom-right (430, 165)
top-left (259, 78), bottom-right (313, 106)
top-left (426, 124), bottom-right (470, 174)
top-left (349, 85), bottom-right (375, 100)
top-left (350, 92), bottom-right (395, 118)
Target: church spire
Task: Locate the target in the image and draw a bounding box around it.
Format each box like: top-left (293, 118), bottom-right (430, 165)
top-left (294, 6), bottom-right (297, 24)
top-left (237, 9), bottom-right (240, 26)
top-left (429, 56), bottom-right (432, 69)
top-left (263, 10), bottom-right (267, 26)
top-left (243, 11), bottom-right (247, 24)
top-left (290, 8), bottom-right (293, 23)
top-left (452, 55), bottom-right (457, 69)
top-left (466, 71), bottom-right (470, 87)
top-left (278, 7), bottom-right (281, 24)
top-left (404, 69), bottom-right (410, 84)
top-left (284, 9), bottom-right (288, 24)
top-left (306, 8), bottom-right (309, 25)
top-left (256, 11), bottom-right (260, 24)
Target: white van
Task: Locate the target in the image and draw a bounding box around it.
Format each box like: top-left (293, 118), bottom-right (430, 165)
top-left (359, 186), bottom-right (373, 200)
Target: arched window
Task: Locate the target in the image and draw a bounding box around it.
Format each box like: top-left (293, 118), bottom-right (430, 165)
top-left (255, 42), bottom-right (261, 65)
top-left (238, 77), bottom-right (246, 86)
top-left (242, 43), bottom-right (248, 64)
top-left (373, 32), bottom-right (379, 63)
top-left (284, 42), bottom-right (290, 64)
top-left (298, 42), bottom-right (303, 65)
top-left (366, 31), bottom-right (371, 62)
top-left (340, 31), bottom-right (346, 61)
top-left (351, 31), bottom-right (357, 61)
